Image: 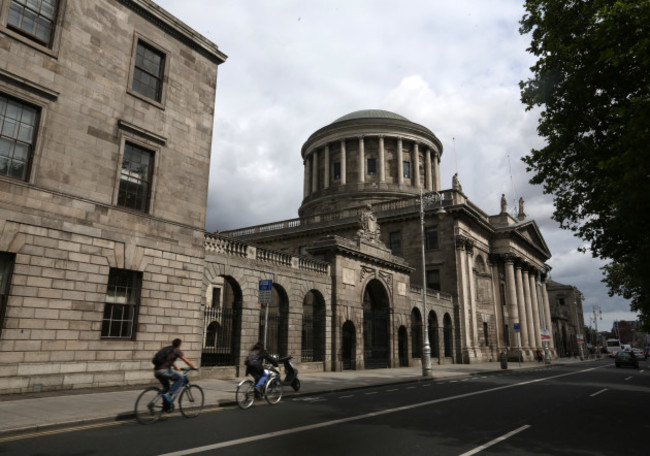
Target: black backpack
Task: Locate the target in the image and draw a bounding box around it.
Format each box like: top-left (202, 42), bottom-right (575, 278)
top-left (152, 345), bottom-right (175, 367)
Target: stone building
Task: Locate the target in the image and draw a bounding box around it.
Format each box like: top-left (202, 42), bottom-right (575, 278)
top-left (0, 0), bottom-right (226, 393)
top-left (221, 110), bottom-right (557, 367)
top-left (547, 280), bottom-right (585, 356)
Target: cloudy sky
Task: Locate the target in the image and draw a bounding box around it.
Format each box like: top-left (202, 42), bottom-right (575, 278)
top-left (156, 0), bottom-right (637, 333)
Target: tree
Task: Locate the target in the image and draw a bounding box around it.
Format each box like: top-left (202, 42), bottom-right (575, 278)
top-left (519, 0), bottom-right (650, 328)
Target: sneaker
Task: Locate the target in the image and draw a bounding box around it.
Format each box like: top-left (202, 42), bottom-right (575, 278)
top-left (162, 393), bottom-right (172, 403)
top-left (254, 387), bottom-right (262, 399)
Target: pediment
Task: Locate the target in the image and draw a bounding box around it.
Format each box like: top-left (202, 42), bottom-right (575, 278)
top-left (512, 221), bottom-right (552, 259)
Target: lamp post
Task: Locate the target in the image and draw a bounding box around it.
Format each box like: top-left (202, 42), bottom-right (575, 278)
top-left (419, 187), bottom-right (446, 377)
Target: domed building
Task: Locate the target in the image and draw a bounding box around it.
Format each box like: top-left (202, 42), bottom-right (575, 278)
top-left (213, 109), bottom-right (556, 372)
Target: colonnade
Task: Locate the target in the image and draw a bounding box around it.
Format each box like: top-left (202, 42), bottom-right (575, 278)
top-left (303, 135), bottom-right (442, 199)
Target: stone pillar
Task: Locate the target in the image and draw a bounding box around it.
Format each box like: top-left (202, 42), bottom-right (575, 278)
top-left (311, 149), bottom-right (318, 193)
top-left (379, 136), bottom-right (386, 183)
top-left (530, 271), bottom-right (542, 348)
top-left (323, 144), bottom-right (330, 189)
top-left (504, 256), bottom-right (519, 347)
top-left (542, 277), bottom-right (555, 350)
top-left (433, 150), bottom-right (441, 191)
top-left (358, 136), bottom-right (365, 184)
top-left (515, 264), bottom-right (529, 349)
top-left (340, 139), bottom-right (347, 185)
top-left (425, 149), bottom-right (433, 190)
top-left (303, 158), bottom-right (310, 199)
top-left (466, 243), bottom-right (478, 347)
top-left (456, 238), bottom-right (472, 354)
top-left (490, 259), bottom-right (505, 350)
top-left (414, 142), bottom-right (421, 188)
top-left (397, 137), bottom-right (404, 185)
top-left (522, 268), bottom-right (536, 347)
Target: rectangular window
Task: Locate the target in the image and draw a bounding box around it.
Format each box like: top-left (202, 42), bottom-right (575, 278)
top-left (101, 269), bottom-right (142, 339)
top-left (425, 226), bottom-right (439, 250)
top-left (132, 40), bottom-right (165, 102)
top-left (211, 287), bottom-right (221, 310)
top-left (332, 161), bottom-right (341, 180)
top-left (389, 231), bottom-right (402, 255)
top-left (0, 94), bottom-right (39, 181)
top-left (367, 157), bottom-right (376, 176)
top-left (117, 142), bottom-right (154, 212)
top-left (7, 0), bottom-right (58, 46)
top-left (403, 161), bottom-right (411, 179)
top-left (483, 321), bottom-right (489, 346)
top-left (0, 252), bottom-right (16, 338)
top-left (426, 269), bottom-right (441, 291)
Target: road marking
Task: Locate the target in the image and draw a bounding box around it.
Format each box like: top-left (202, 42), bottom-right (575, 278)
top-left (364, 391), bottom-right (378, 395)
top-left (590, 388), bottom-right (607, 397)
top-left (158, 367), bottom-right (598, 456)
top-left (386, 389), bottom-right (399, 392)
top-left (625, 376), bottom-right (632, 381)
top-left (338, 395), bottom-right (354, 399)
top-left (422, 383), bottom-right (431, 387)
top-left (458, 424), bottom-right (531, 456)
top-left (406, 386), bottom-right (416, 389)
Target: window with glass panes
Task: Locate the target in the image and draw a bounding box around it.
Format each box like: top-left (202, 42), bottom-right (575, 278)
top-left (403, 161), bottom-right (411, 178)
top-left (332, 161), bottom-right (341, 180)
top-left (101, 269), bottom-right (141, 339)
top-left (425, 226), bottom-right (439, 250)
top-left (367, 157), bottom-right (376, 176)
top-left (132, 40), bottom-right (165, 102)
top-left (7, 0), bottom-right (58, 46)
top-left (117, 142), bottom-right (154, 212)
top-left (426, 269), bottom-right (441, 291)
top-left (389, 231), bottom-right (402, 255)
top-left (0, 252), bottom-right (16, 338)
top-left (0, 94), bottom-right (39, 181)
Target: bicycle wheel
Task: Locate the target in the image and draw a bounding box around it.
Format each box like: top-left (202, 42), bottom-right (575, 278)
top-left (236, 379), bottom-right (255, 409)
top-left (265, 377), bottom-right (283, 405)
top-left (179, 384), bottom-right (205, 418)
top-left (135, 386), bottom-right (163, 424)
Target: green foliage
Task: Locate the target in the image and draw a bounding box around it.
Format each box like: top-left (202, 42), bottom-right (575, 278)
top-left (519, 0), bottom-right (650, 329)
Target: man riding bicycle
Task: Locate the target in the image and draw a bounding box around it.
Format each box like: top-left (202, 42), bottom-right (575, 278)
top-left (245, 342), bottom-right (278, 395)
top-left (153, 338), bottom-right (198, 410)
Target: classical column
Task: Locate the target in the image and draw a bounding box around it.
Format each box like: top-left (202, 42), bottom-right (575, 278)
top-left (397, 137), bottom-right (404, 185)
top-left (303, 158), bottom-right (310, 199)
top-left (340, 139), bottom-right (347, 185)
top-left (456, 238), bottom-right (472, 351)
top-left (358, 136), bottom-right (365, 183)
top-left (425, 149), bottom-right (433, 190)
top-left (522, 268), bottom-right (536, 347)
top-left (378, 136), bottom-right (386, 183)
top-left (311, 149), bottom-right (318, 193)
top-left (542, 277), bottom-right (555, 350)
top-left (515, 263), bottom-right (530, 349)
top-left (323, 144), bottom-right (330, 189)
top-left (433, 150), bottom-right (441, 191)
top-left (466, 242), bottom-right (478, 346)
top-left (414, 142), bottom-right (421, 188)
top-left (490, 258), bottom-right (505, 350)
top-left (530, 271), bottom-right (542, 348)
top-left (504, 256), bottom-right (519, 347)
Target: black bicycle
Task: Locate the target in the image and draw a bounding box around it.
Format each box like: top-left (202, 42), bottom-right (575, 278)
top-left (134, 368), bottom-right (204, 424)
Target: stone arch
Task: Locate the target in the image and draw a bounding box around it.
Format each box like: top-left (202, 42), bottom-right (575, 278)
top-left (202, 275), bottom-right (243, 366)
top-left (411, 307), bottom-right (422, 358)
top-left (302, 289), bottom-right (326, 362)
top-left (260, 283), bottom-right (289, 357)
top-left (443, 312), bottom-right (453, 358)
top-left (362, 278), bottom-right (391, 369)
top-left (428, 310), bottom-right (440, 358)
top-left (342, 320), bottom-right (356, 370)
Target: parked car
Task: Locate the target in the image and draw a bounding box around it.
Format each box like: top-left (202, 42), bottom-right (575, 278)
top-left (609, 350), bottom-right (618, 358)
top-left (615, 350), bottom-right (639, 368)
top-left (631, 348), bottom-right (646, 360)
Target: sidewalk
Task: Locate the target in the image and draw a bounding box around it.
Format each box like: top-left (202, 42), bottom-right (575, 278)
top-left (0, 357), bottom-right (592, 437)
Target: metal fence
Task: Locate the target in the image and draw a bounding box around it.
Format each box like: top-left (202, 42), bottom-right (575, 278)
top-left (201, 307), bottom-right (240, 366)
top-left (301, 313), bottom-right (326, 362)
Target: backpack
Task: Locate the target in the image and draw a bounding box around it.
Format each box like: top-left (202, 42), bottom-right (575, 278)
top-left (245, 349), bottom-right (260, 367)
top-left (152, 345), bottom-right (175, 367)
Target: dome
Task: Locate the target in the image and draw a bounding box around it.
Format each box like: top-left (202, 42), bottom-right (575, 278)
top-left (331, 109), bottom-right (410, 124)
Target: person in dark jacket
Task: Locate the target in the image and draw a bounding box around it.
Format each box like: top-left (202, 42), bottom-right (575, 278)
top-left (245, 342), bottom-right (278, 392)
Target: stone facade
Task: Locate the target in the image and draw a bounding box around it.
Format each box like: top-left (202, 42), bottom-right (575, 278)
top-left (547, 280), bottom-right (585, 357)
top-left (0, 0), bottom-right (226, 393)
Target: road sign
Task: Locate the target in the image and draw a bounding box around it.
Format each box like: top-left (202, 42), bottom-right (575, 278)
top-left (514, 323), bottom-right (520, 332)
top-left (258, 279), bottom-right (272, 304)
top-left (540, 328), bottom-right (550, 341)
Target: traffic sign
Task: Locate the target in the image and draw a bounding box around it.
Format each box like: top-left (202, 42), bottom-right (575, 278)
top-left (259, 279), bottom-right (272, 304)
top-left (514, 323), bottom-right (520, 332)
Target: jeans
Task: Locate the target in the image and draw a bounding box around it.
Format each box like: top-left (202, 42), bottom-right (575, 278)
top-left (154, 368), bottom-right (183, 396)
top-left (255, 371), bottom-right (268, 388)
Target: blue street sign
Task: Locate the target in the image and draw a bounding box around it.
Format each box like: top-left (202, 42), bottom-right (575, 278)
top-left (259, 279), bottom-right (272, 305)
top-left (514, 322), bottom-right (520, 331)
top-left (259, 279), bottom-right (272, 291)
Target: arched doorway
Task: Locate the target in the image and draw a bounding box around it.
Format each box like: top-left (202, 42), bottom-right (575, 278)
top-left (443, 313), bottom-right (453, 358)
top-left (411, 308), bottom-right (422, 359)
top-left (362, 279), bottom-right (390, 369)
top-left (428, 311), bottom-right (440, 358)
top-left (342, 321), bottom-right (356, 370)
top-left (398, 326), bottom-right (408, 367)
top-left (259, 284), bottom-right (289, 357)
top-left (202, 275), bottom-right (242, 366)
top-left (302, 290), bottom-right (326, 362)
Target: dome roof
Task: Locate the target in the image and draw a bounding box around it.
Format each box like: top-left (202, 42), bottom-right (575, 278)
top-left (331, 109), bottom-right (410, 124)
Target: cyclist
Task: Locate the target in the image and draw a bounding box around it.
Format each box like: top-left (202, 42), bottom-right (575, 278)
top-left (245, 341), bottom-right (278, 395)
top-left (154, 338), bottom-right (198, 410)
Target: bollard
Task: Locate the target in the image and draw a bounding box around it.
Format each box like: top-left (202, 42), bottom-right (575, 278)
top-left (500, 351), bottom-right (508, 369)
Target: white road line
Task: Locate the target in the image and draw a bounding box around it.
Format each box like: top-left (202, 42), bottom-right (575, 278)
top-left (625, 376), bottom-right (632, 381)
top-left (158, 367), bottom-right (598, 456)
top-left (406, 386), bottom-right (416, 389)
top-left (590, 388), bottom-right (607, 397)
top-left (422, 383), bottom-right (431, 387)
top-left (458, 425), bottom-right (531, 456)
top-left (386, 389), bottom-right (399, 392)
top-left (338, 395), bottom-right (354, 399)
top-left (364, 391), bottom-right (378, 395)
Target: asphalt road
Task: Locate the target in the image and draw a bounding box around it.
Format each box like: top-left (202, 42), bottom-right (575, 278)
top-left (1, 358), bottom-right (648, 456)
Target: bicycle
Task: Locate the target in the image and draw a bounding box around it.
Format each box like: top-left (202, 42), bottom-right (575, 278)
top-left (236, 363), bottom-right (283, 409)
top-left (134, 367), bottom-right (205, 424)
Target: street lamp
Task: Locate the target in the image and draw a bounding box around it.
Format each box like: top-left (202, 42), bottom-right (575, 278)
top-left (419, 187), bottom-right (446, 377)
